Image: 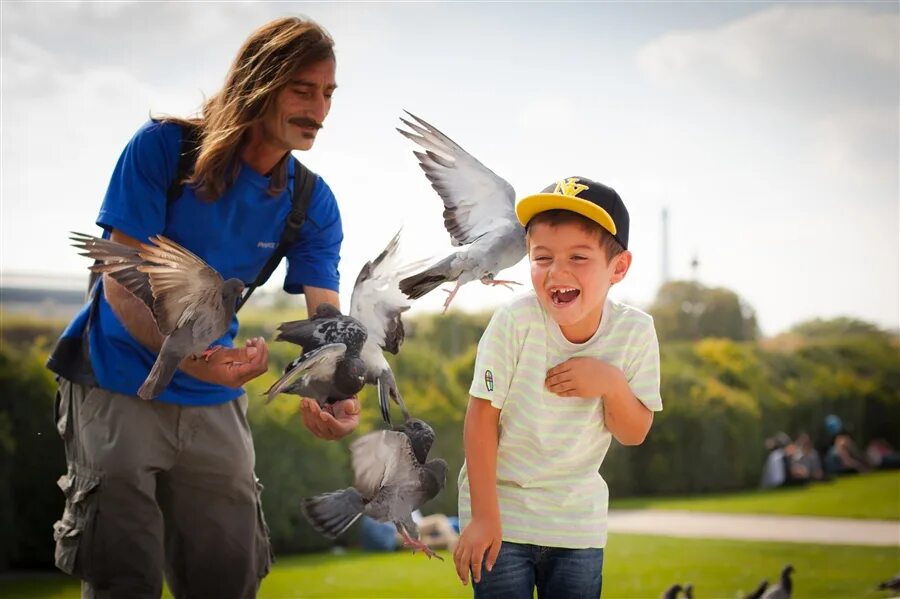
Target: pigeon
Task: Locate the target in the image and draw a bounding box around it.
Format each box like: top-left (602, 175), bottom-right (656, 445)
top-left (70, 232), bottom-right (244, 400)
top-left (302, 417), bottom-right (448, 559)
top-left (396, 111), bottom-right (527, 312)
top-left (877, 574), bottom-right (900, 592)
top-left (746, 579), bottom-right (769, 599)
top-left (760, 564), bottom-right (794, 599)
top-left (266, 230), bottom-right (426, 423)
top-left (662, 584), bottom-right (683, 599)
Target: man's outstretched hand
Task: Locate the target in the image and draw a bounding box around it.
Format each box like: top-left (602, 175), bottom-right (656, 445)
top-left (300, 396), bottom-right (360, 440)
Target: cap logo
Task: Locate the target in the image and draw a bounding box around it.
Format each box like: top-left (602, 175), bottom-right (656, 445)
top-left (554, 177), bottom-right (588, 198)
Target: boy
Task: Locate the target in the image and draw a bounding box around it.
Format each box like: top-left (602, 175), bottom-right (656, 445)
top-left (453, 177), bottom-right (662, 598)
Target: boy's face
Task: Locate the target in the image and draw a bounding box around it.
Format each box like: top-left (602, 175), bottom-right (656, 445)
top-left (528, 220), bottom-right (631, 343)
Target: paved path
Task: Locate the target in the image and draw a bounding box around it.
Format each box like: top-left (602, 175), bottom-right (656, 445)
top-left (607, 510), bottom-right (900, 547)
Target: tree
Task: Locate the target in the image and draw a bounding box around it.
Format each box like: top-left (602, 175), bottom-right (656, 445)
top-left (649, 280), bottom-right (758, 342)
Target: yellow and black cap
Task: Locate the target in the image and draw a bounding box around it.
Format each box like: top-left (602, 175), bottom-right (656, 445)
top-left (515, 176), bottom-right (629, 250)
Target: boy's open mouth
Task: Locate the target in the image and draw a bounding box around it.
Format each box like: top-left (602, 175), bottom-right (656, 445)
top-left (550, 287), bottom-right (580, 306)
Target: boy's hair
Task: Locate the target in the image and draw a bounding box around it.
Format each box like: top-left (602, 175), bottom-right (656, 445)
top-left (161, 17), bottom-right (335, 201)
top-left (526, 209), bottom-right (625, 262)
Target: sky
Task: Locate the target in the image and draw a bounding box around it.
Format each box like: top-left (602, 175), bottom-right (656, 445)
top-left (2, 1), bottom-right (898, 336)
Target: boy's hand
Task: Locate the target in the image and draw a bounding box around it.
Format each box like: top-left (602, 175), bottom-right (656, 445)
top-left (453, 516), bottom-right (502, 585)
top-left (545, 357), bottom-right (610, 398)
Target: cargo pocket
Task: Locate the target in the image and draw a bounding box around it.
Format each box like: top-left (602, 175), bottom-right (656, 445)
top-left (53, 464), bottom-right (101, 576)
top-left (253, 477), bottom-right (275, 579)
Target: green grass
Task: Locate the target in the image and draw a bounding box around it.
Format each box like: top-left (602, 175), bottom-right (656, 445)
top-left (611, 471), bottom-right (900, 520)
top-left (2, 535), bottom-right (897, 598)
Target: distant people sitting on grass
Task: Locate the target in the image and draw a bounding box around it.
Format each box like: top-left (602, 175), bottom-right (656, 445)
top-left (760, 432), bottom-right (811, 489)
top-left (792, 432), bottom-right (826, 482)
top-left (866, 439), bottom-right (900, 470)
top-left (823, 415), bottom-right (872, 476)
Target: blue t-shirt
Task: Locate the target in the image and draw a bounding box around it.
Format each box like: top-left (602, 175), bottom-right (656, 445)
top-left (55, 120), bottom-right (342, 405)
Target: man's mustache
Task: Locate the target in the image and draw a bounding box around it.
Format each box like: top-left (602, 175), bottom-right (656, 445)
top-left (288, 117), bottom-right (323, 130)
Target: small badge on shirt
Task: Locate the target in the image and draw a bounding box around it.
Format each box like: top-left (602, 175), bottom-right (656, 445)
top-left (484, 369), bottom-right (494, 392)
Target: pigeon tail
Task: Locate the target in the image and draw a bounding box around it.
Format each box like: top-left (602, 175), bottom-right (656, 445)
top-left (746, 580), bottom-right (769, 599)
top-left (138, 333), bottom-right (187, 400)
top-left (302, 488), bottom-right (365, 539)
top-left (398, 254), bottom-right (461, 300)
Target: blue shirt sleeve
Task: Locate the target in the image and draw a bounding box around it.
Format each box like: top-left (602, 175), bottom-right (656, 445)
top-left (96, 120), bottom-right (180, 242)
top-left (283, 176), bottom-right (343, 294)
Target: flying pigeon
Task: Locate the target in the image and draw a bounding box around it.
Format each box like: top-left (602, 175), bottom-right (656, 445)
top-left (266, 230), bottom-right (425, 423)
top-left (70, 232), bottom-right (244, 400)
top-left (396, 111), bottom-right (527, 312)
top-left (877, 574), bottom-right (900, 592)
top-left (760, 564), bottom-right (794, 599)
top-left (301, 417), bottom-right (448, 559)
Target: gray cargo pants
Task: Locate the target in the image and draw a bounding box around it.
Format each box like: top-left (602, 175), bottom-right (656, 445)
top-left (53, 378), bottom-right (273, 599)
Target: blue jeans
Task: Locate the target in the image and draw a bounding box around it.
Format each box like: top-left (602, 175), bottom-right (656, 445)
top-left (473, 541), bottom-right (604, 599)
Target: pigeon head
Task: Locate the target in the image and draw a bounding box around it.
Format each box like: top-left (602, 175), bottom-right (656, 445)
top-left (334, 357), bottom-right (367, 397)
top-left (401, 418), bottom-right (436, 463)
top-left (221, 278), bottom-right (245, 308)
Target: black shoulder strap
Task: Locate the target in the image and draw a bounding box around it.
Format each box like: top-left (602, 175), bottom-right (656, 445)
top-left (235, 158), bottom-right (316, 312)
top-left (166, 123), bottom-right (202, 204)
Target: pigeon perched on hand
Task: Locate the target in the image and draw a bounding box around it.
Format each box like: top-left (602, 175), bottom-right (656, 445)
top-left (396, 112), bottom-right (527, 312)
top-left (760, 564), bottom-right (794, 599)
top-left (266, 230), bottom-right (425, 423)
top-left (302, 417), bottom-right (448, 559)
top-left (70, 232), bottom-right (244, 400)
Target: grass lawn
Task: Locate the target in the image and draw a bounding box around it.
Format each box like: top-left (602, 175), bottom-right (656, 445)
top-left (2, 534), bottom-right (897, 598)
top-left (610, 470), bottom-right (900, 520)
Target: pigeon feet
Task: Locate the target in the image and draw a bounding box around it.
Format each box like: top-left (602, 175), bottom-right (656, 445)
top-left (482, 278), bottom-right (522, 291)
top-left (197, 345), bottom-right (224, 361)
top-left (401, 532), bottom-right (443, 561)
top-left (440, 282), bottom-right (462, 314)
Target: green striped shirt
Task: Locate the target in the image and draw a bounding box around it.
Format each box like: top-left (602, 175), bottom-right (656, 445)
top-left (458, 291), bottom-right (662, 548)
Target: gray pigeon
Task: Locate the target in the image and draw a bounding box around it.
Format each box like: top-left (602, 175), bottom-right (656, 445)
top-left (396, 112), bottom-right (527, 312)
top-left (662, 584), bottom-right (683, 599)
top-left (301, 417), bottom-right (448, 559)
top-left (267, 231), bottom-right (426, 423)
top-left (760, 565), bottom-right (794, 599)
top-left (746, 579), bottom-right (769, 599)
top-left (71, 232), bottom-right (244, 400)
top-left (878, 574), bottom-right (900, 592)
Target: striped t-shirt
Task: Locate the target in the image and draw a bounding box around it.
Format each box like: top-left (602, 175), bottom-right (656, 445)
top-left (458, 291), bottom-right (662, 548)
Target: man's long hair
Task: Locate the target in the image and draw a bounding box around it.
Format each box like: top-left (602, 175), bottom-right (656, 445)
top-left (163, 17), bottom-right (334, 201)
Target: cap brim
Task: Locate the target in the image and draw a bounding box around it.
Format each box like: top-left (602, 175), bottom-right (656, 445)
top-left (515, 193), bottom-right (617, 236)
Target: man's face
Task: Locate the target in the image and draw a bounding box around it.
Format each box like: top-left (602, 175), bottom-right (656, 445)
top-left (261, 58), bottom-right (337, 152)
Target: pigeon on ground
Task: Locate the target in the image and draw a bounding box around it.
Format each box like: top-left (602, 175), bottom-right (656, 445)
top-left (70, 232), bottom-right (244, 400)
top-left (877, 574), bottom-right (900, 592)
top-left (746, 579), bottom-right (769, 599)
top-left (266, 231), bottom-right (426, 423)
top-left (301, 417), bottom-right (448, 559)
top-left (662, 584), bottom-right (683, 599)
top-left (760, 565), bottom-right (794, 599)
top-left (396, 112), bottom-right (527, 312)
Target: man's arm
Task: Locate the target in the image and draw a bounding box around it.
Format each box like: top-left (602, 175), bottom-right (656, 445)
top-left (104, 229), bottom-right (268, 388)
top-left (545, 357), bottom-right (653, 445)
top-left (453, 396), bottom-right (502, 586)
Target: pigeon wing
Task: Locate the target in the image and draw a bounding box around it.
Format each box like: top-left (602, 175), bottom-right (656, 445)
top-left (265, 343), bottom-right (348, 402)
top-left (70, 232), bottom-right (155, 311)
top-left (350, 430), bottom-right (419, 499)
top-left (349, 230), bottom-right (429, 354)
top-left (136, 235), bottom-right (225, 335)
top-left (397, 112), bottom-right (518, 247)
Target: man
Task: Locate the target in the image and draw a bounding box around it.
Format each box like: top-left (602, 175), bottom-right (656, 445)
top-left (47, 17), bottom-right (357, 598)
